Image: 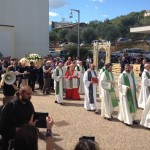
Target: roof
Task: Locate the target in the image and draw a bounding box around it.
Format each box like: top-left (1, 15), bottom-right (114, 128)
top-left (0, 24), bottom-right (14, 27)
top-left (130, 26), bottom-right (150, 34)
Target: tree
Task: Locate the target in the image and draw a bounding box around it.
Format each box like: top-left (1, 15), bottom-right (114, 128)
top-left (58, 29), bottom-right (69, 42)
top-left (66, 29), bottom-right (78, 43)
top-left (49, 30), bottom-right (59, 43)
top-left (89, 20), bottom-right (100, 29)
top-left (82, 27), bottom-right (98, 43)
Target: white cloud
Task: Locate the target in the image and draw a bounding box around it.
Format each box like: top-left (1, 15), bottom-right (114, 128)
top-left (86, 5), bottom-right (89, 8)
top-left (95, 6), bottom-right (98, 10)
top-left (49, 12), bottom-right (59, 17)
top-left (92, 0), bottom-right (104, 2)
top-left (101, 14), bottom-right (108, 18)
top-left (49, 0), bottom-right (69, 9)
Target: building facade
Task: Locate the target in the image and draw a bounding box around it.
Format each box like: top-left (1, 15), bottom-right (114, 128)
top-left (0, 0), bottom-right (49, 58)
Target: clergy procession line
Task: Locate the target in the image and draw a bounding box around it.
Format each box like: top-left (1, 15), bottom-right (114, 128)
top-left (53, 57), bottom-right (150, 128)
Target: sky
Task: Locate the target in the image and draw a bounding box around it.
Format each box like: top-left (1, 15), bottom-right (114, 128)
top-left (49, 0), bottom-right (150, 24)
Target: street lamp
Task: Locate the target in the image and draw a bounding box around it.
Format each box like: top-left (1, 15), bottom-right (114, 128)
top-left (69, 9), bottom-right (80, 58)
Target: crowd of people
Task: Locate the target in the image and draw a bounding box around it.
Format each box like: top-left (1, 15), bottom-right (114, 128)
top-left (0, 54), bottom-right (150, 149)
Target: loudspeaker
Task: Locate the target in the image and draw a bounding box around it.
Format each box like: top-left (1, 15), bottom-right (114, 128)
top-left (4, 71), bottom-right (16, 85)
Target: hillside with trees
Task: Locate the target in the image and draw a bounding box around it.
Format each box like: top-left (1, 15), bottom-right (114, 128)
top-left (49, 10), bottom-right (150, 59)
top-left (50, 10), bottom-right (150, 44)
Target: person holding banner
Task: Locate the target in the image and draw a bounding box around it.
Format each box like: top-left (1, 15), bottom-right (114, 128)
top-left (52, 62), bottom-right (64, 105)
top-left (118, 64), bottom-right (138, 126)
top-left (100, 63), bottom-right (118, 121)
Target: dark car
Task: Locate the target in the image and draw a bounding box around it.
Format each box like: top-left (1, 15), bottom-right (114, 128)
top-left (59, 50), bottom-right (70, 57)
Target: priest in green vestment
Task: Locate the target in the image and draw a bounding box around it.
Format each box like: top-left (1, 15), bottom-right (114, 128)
top-left (52, 62), bottom-right (64, 105)
top-left (101, 63), bottom-right (118, 121)
top-left (118, 64), bottom-right (138, 126)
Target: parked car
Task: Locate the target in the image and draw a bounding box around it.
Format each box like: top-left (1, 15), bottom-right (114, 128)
top-left (59, 42), bottom-right (69, 47)
top-left (111, 51), bottom-right (123, 57)
top-left (146, 38), bottom-right (150, 43)
top-left (117, 37), bottom-right (132, 43)
top-left (91, 40), bottom-right (107, 45)
top-left (49, 50), bottom-right (59, 57)
top-left (59, 50), bottom-right (70, 57)
top-left (122, 48), bottom-right (145, 57)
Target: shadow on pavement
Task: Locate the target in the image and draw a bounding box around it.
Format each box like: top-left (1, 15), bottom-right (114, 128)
top-left (112, 111), bottom-right (118, 116)
top-left (38, 131), bottom-right (65, 150)
top-left (64, 102), bottom-right (84, 107)
top-left (54, 143), bottom-right (65, 150)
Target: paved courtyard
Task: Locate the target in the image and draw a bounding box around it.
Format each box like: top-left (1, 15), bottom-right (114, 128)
top-left (0, 77), bottom-right (150, 150)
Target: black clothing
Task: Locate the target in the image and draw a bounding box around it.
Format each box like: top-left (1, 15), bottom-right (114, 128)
top-left (0, 97), bottom-right (34, 149)
top-left (140, 63), bottom-right (144, 73)
top-left (10, 66), bottom-right (19, 72)
top-left (28, 66), bottom-right (37, 91)
top-left (37, 67), bottom-right (44, 90)
top-left (120, 60), bottom-right (128, 73)
top-left (3, 83), bottom-right (16, 96)
top-left (28, 66), bottom-right (37, 79)
top-left (139, 63), bottom-right (144, 77)
top-left (18, 66), bottom-right (29, 79)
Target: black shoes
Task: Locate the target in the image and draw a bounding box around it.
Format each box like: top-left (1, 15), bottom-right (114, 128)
top-left (123, 121), bottom-right (138, 126)
top-left (94, 110), bottom-right (99, 114)
top-left (55, 101), bottom-right (64, 105)
top-left (104, 117), bottom-right (112, 121)
top-left (133, 121), bottom-right (138, 124)
top-left (43, 91), bottom-right (50, 95)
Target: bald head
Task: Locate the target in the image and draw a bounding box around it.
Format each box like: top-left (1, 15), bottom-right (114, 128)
top-left (58, 62), bottom-right (63, 68)
top-left (19, 85), bottom-right (32, 94)
top-left (144, 63), bottom-right (150, 71)
top-left (19, 86), bottom-right (32, 103)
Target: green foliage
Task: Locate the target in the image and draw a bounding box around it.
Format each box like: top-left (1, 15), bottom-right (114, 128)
top-left (49, 30), bottom-right (59, 43)
top-left (64, 44), bottom-right (92, 59)
top-left (82, 27), bottom-right (98, 43)
top-left (58, 29), bottom-right (69, 42)
top-left (50, 10), bottom-right (150, 44)
top-left (66, 29), bottom-right (78, 43)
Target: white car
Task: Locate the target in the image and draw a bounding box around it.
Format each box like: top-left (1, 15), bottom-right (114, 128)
top-left (49, 50), bottom-right (59, 57)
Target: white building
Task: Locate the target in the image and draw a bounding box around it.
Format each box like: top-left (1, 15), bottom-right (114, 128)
top-left (144, 11), bottom-right (150, 17)
top-left (0, 0), bottom-right (49, 58)
top-left (130, 26), bottom-right (150, 34)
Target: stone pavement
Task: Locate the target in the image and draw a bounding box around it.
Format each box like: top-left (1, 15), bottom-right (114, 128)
top-left (0, 81), bottom-right (150, 150)
top-left (32, 90), bottom-right (150, 150)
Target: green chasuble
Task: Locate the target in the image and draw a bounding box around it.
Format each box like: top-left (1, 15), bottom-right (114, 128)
top-left (105, 70), bottom-right (118, 107)
top-left (102, 67), bottom-right (105, 72)
top-left (123, 73), bottom-right (137, 113)
top-left (131, 71), bottom-right (138, 108)
top-left (76, 65), bottom-right (80, 71)
top-left (69, 70), bottom-right (73, 88)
